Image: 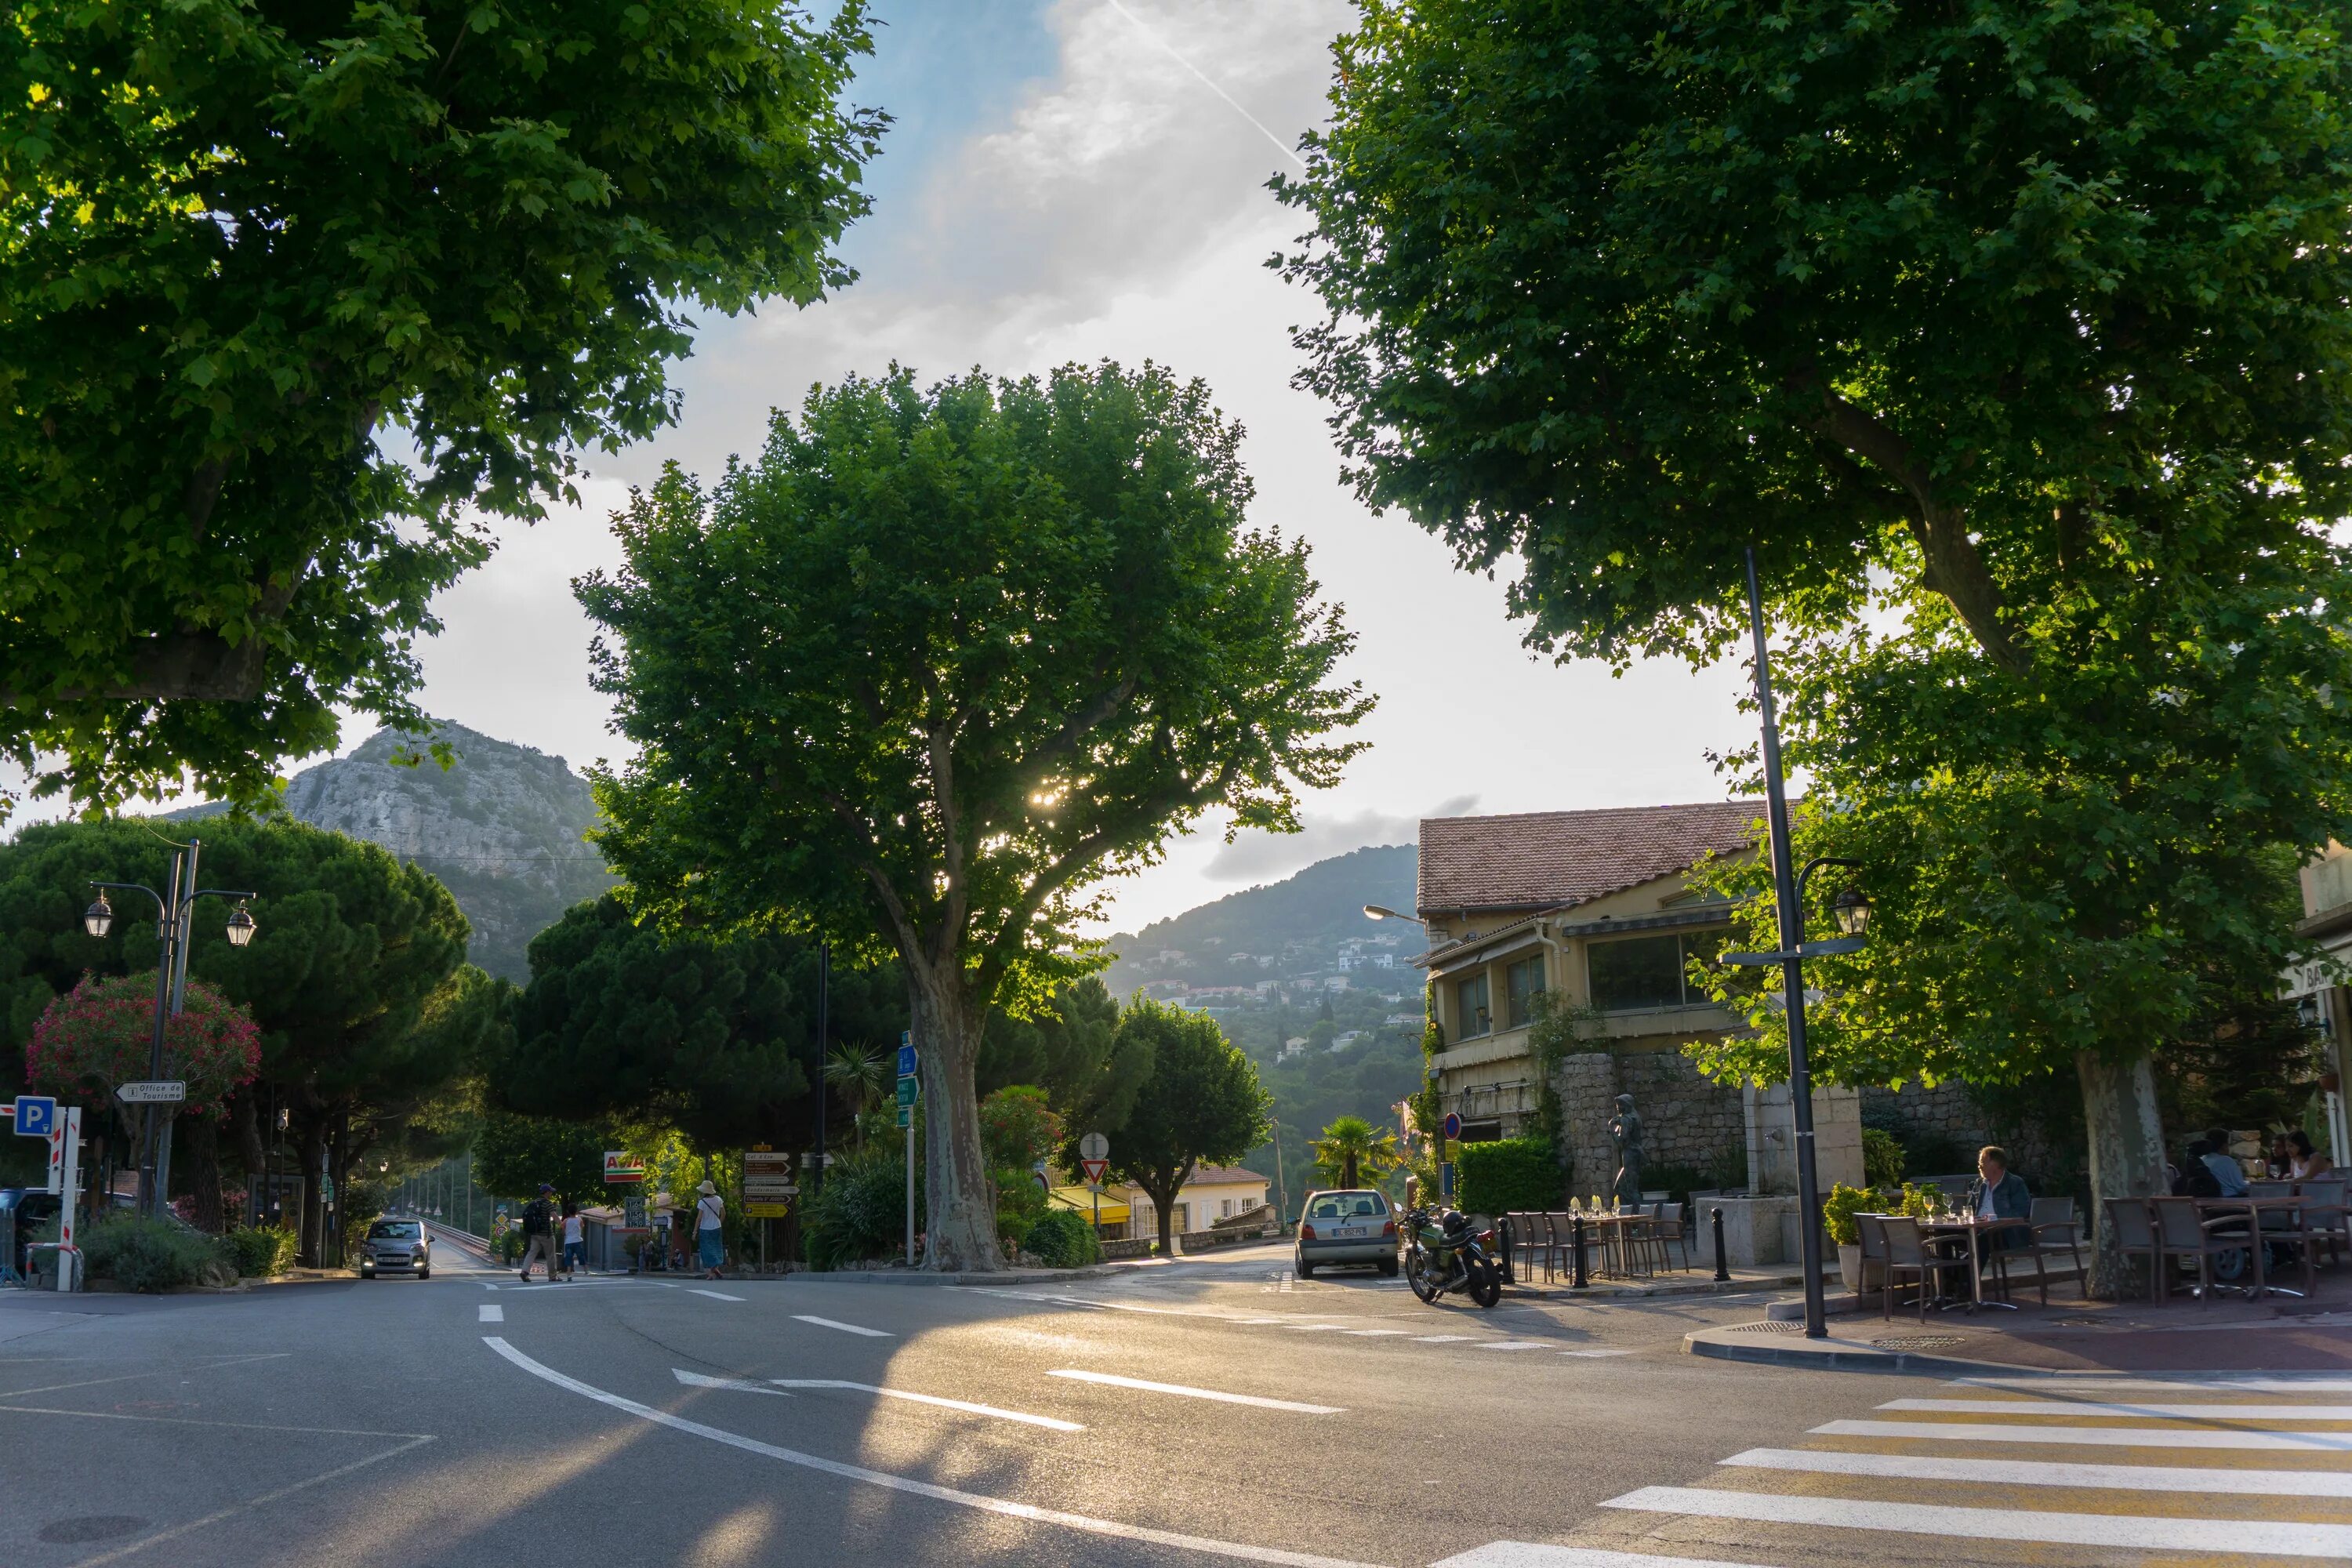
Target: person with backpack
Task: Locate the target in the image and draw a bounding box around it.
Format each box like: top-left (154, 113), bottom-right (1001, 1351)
top-left (519, 1185), bottom-right (559, 1283)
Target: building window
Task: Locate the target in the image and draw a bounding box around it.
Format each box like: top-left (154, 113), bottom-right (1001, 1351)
top-left (1505, 954), bottom-right (1545, 1029)
top-left (1587, 930), bottom-right (1722, 1013)
top-left (1455, 971), bottom-right (1491, 1038)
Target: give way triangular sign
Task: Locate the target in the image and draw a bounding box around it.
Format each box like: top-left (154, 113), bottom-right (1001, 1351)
top-left (1080, 1158), bottom-right (1109, 1187)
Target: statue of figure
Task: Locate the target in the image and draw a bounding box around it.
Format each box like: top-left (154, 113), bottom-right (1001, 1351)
top-left (1608, 1093), bottom-right (1646, 1207)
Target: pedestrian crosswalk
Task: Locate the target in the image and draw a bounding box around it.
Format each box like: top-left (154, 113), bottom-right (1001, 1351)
top-left (1494, 1374), bottom-right (2352, 1566)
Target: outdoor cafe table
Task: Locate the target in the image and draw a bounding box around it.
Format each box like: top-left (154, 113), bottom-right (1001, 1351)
top-left (2192, 1193), bottom-right (2312, 1301)
top-left (1916, 1213), bottom-right (2030, 1313)
top-left (1566, 1209), bottom-right (1651, 1279)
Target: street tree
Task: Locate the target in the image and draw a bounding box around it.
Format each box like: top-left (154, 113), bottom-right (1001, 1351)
top-left (473, 1108), bottom-right (616, 1204)
top-left (1069, 1000), bottom-right (1270, 1257)
top-left (1275, 0), bottom-right (2352, 1290)
top-left (1, 0), bottom-right (880, 815)
top-left (582, 362), bottom-right (1369, 1269)
top-left (1309, 1114), bottom-right (1398, 1190)
top-left (978, 977), bottom-right (1125, 1110)
top-left (497, 895), bottom-right (902, 1152)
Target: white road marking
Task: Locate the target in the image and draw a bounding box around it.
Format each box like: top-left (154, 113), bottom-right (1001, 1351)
top-left (481, 1283), bottom-right (499, 1291)
top-left (1290, 1323), bottom-right (1347, 1332)
top-left (791, 1314), bottom-right (891, 1338)
top-left (1342, 1329), bottom-right (1408, 1337)
top-left (1560, 1348), bottom-right (1632, 1359)
top-left (1953, 1374), bottom-right (2352, 1392)
top-left (1815, 1417), bottom-right (2352, 1451)
top-left (769, 1378), bottom-right (1083, 1432)
top-left (675, 1370), bottom-right (793, 1397)
top-left (1599, 1484), bottom-right (2352, 1558)
top-left (484, 1339), bottom-right (1374, 1568)
top-left (1881, 1396), bottom-right (2352, 1421)
top-left (1723, 1446), bottom-right (2352, 1497)
top-left (1474, 1341), bottom-right (1552, 1352)
top-left (1432, 1548), bottom-right (1781, 1568)
top-left (478, 1305), bottom-right (503, 1323)
top-left (1047, 1369), bottom-right (1342, 1414)
top-left (1411, 1334), bottom-right (1479, 1343)
top-left (688, 1289), bottom-right (746, 1302)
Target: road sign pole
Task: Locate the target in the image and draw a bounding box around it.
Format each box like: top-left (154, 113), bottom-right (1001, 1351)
top-left (902, 1031), bottom-right (916, 1267)
top-left (56, 1108), bottom-right (80, 1291)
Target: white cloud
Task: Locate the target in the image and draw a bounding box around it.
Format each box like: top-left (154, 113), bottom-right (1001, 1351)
top-left (1203, 794), bottom-right (1480, 884)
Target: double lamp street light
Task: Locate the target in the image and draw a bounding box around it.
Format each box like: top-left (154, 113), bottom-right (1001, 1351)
top-left (80, 834), bottom-right (256, 1220)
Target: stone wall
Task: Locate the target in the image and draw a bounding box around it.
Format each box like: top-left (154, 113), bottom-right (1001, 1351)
top-left (1552, 1047), bottom-right (1745, 1196)
top-left (1860, 1080), bottom-right (2064, 1184)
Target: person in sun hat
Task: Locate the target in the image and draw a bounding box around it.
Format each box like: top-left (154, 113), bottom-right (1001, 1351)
top-left (695, 1179), bottom-right (726, 1279)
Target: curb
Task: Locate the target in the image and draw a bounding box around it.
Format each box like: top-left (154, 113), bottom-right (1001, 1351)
top-left (1683, 1327), bottom-right (2031, 1379)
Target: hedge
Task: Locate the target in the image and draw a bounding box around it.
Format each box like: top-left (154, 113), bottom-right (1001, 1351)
top-left (1455, 1137), bottom-right (1561, 1215)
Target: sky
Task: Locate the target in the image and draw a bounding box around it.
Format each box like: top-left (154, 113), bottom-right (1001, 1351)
top-left (87, 0), bottom-right (1754, 935)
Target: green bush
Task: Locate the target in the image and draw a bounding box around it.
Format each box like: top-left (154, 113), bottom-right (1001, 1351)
top-left (82, 1216), bottom-right (232, 1293)
top-left (802, 1142), bottom-right (917, 1270)
top-left (1862, 1127), bottom-right (1905, 1188)
top-left (490, 1227), bottom-right (525, 1264)
top-left (1455, 1137), bottom-right (1561, 1215)
top-left (223, 1225), bottom-right (298, 1278)
top-left (1022, 1209), bottom-right (1101, 1268)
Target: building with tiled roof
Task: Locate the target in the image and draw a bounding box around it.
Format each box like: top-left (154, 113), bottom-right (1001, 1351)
top-left (1406, 800), bottom-right (1771, 1148)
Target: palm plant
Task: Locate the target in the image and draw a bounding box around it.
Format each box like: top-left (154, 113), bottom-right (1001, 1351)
top-left (1310, 1115), bottom-right (1401, 1189)
top-left (824, 1044), bottom-right (891, 1149)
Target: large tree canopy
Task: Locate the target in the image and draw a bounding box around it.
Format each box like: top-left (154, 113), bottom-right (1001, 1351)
top-left (583, 361), bottom-right (1368, 1269)
top-left (1276, 1), bottom-right (2352, 1290)
top-left (0, 0), bottom-right (880, 814)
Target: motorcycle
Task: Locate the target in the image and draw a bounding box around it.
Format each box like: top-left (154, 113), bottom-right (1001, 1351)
top-left (1403, 1203), bottom-right (1503, 1308)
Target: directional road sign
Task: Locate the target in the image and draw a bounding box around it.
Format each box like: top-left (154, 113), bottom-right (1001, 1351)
top-left (895, 1105), bottom-right (913, 1129)
top-left (1078, 1131), bottom-right (1109, 1163)
top-left (896, 1036), bottom-right (918, 1079)
top-left (895, 1076), bottom-right (920, 1109)
top-left (1080, 1158), bottom-right (1109, 1189)
top-left (118, 1081), bottom-right (186, 1105)
top-left (11, 1095), bottom-right (56, 1138)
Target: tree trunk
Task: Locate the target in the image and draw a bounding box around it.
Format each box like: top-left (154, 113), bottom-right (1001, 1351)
top-left (906, 962), bottom-right (1004, 1272)
top-left (185, 1116), bottom-right (225, 1234)
top-left (2077, 1049), bottom-right (2169, 1299)
top-left (1141, 1165), bottom-right (1189, 1257)
top-left (328, 1116), bottom-right (352, 1269)
top-left (298, 1120), bottom-right (327, 1266)
top-left (230, 1091), bottom-right (266, 1223)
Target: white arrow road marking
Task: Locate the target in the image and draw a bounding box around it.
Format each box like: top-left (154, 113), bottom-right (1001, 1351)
top-left (791, 1314), bottom-right (891, 1338)
top-left (688, 1289), bottom-right (746, 1302)
top-left (478, 1305), bottom-right (502, 1323)
top-left (1047, 1370), bottom-right (1341, 1414)
top-left (768, 1379), bottom-right (1082, 1432)
top-left (484, 1339), bottom-right (1373, 1568)
top-left (1599, 1484), bottom-right (2352, 1559)
top-left (1432, 1548), bottom-right (1782, 1568)
top-left (1723, 1446), bottom-right (2352, 1497)
top-left (1815, 1417), bottom-right (2352, 1451)
top-left (673, 1370), bottom-right (793, 1398)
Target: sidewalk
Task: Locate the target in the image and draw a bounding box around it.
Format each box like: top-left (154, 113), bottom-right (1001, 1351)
top-left (1690, 1261), bottom-right (2352, 1376)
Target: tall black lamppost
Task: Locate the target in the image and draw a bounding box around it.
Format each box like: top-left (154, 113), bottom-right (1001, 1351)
top-left (1723, 548), bottom-right (1872, 1340)
top-left (82, 837), bottom-right (257, 1218)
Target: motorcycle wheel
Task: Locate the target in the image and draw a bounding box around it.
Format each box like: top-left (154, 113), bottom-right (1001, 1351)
top-left (1406, 1247), bottom-right (1442, 1304)
top-left (1469, 1260), bottom-right (1502, 1308)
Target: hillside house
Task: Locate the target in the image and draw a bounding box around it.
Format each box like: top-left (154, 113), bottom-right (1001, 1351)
top-left (1416, 801), bottom-right (1767, 1171)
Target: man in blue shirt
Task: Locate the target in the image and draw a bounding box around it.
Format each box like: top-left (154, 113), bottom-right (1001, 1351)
top-left (2201, 1128), bottom-right (2251, 1198)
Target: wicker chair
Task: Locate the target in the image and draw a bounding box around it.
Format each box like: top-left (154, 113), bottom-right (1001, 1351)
top-left (1879, 1216), bottom-right (1973, 1321)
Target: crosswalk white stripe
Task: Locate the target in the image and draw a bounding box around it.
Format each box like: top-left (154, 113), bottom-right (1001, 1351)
top-left (1599, 1485), bottom-right (2352, 1558)
top-left (1047, 1369), bottom-right (1341, 1414)
top-left (1475, 1341), bottom-right (1554, 1352)
top-left (1723, 1446), bottom-right (2352, 1497)
top-left (1429, 1547), bottom-right (1782, 1568)
top-left (1882, 1397), bottom-right (2352, 1420)
top-left (1952, 1375), bottom-right (2352, 1392)
top-left (792, 1314), bottom-right (891, 1338)
top-left (1816, 1418), bottom-right (2352, 1451)
top-left (1561, 1349), bottom-right (1633, 1359)
top-left (1412, 1334), bottom-right (1479, 1343)
top-left (1343, 1329), bottom-right (1408, 1337)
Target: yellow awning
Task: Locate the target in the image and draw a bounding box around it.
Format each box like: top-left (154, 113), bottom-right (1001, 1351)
top-left (1047, 1185), bottom-right (1130, 1225)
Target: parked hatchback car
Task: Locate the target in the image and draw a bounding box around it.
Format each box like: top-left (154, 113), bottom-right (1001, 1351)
top-left (358, 1218), bottom-right (430, 1279)
top-left (1294, 1189), bottom-right (1398, 1277)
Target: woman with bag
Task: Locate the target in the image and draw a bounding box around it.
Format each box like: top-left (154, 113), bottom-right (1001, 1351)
top-left (696, 1180), bottom-right (726, 1279)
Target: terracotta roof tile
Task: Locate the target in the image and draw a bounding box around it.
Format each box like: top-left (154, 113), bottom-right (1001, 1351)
top-left (1416, 800), bottom-right (1769, 914)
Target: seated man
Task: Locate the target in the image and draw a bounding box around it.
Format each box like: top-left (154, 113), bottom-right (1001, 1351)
top-left (1964, 1145), bottom-right (2033, 1258)
top-left (2202, 1129), bottom-right (2252, 1198)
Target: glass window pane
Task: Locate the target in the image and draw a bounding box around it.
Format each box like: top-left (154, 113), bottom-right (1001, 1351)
top-left (1456, 972), bottom-right (1491, 1037)
top-left (1505, 954), bottom-right (1545, 1028)
top-left (1587, 935), bottom-right (1684, 1012)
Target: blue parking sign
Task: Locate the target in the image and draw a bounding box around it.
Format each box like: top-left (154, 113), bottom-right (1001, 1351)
top-left (13, 1095), bottom-right (56, 1138)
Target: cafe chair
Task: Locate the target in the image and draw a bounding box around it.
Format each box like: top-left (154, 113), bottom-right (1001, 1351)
top-left (2149, 1196), bottom-right (2256, 1305)
top-left (1854, 1212), bottom-right (1891, 1305)
top-left (2101, 1196), bottom-right (2163, 1301)
top-left (2302, 1178), bottom-right (2350, 1266)
top-left (1878, 1216), bottom-right (1973, 1321)
top-left (2026, 1196), bottom-right (2088, 1303)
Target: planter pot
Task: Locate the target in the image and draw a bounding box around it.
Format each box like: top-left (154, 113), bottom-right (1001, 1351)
top-left (1838, 1243), bottom-right (1863, 1293)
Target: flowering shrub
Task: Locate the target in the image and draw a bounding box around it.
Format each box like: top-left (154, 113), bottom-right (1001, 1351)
top-left (27, 972), bottom-right (261, 1119)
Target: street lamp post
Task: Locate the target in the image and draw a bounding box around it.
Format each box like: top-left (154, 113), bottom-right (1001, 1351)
top-left (82, 837), bottom-right (257, 1219)
top-left (1724, 548), bottom-right (1872, 1340)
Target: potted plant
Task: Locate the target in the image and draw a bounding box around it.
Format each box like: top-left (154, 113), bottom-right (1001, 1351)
top-left (1823, 1184), bottom-right (1879, 1293)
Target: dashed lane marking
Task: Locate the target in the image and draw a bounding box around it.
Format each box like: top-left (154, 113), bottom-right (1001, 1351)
top-left (1047, 1369), bottom-right (1341, 1415)
top-left (1559, 1349), bottom-right (1632, 1359)
top-left (1411, 1334), bottom-right (1479, 1344)
top-left (483, 1339), bottom-right (1374, 1568)
top-left (791, 1314), bottom-right (891, 1338)
top-left (478, 1305), bottom-right (502, 1323)
top-left (688, 1289), bottom-right (746, 1302)
top-left (1474, 1341), bottom-right (1553, 1352)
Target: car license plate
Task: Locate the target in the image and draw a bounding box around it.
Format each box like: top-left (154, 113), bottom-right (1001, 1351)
top-left (1333, 1227), bottom-right (1364, 1239)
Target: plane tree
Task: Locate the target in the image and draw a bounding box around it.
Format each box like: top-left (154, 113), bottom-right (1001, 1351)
top-left (581, 362), bottom-right (1369, 1269)
top-left (1275, 0), bottom-right (2352, 1290)
top-left (1, 0), bottom-right (879, 815)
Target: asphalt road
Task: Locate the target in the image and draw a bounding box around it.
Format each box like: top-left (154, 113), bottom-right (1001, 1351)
top-left (5, 1242), bottom-right (2347, 1567)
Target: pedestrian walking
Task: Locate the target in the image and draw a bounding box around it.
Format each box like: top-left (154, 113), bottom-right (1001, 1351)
top-left (560, 1200), bottom-right (584, 1281)
top-left (518, 1185), bottom-right (559, 1283)
top-left (695, 1180), bottom-right (726, 1279)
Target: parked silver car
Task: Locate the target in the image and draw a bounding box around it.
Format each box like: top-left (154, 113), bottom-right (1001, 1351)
top-left (1294, 1189), bottom-right (1398, 1277)
top-left (358, 1218), bottom-right (430, 1279)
